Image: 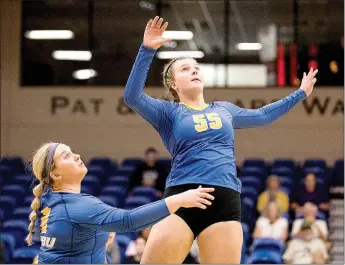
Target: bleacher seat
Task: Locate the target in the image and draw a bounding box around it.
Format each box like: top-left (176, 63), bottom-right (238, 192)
top-left (121, 158), bottom-right (143, 168)
top-left (98, 195), bottom-right (119, 207)
top-left (243, 159), bottom-right (266, 169)
top-left (157, 158), bottom-right (172, 171)
top-left (88, 157), bottom-right (117, 176)
top-left (2, 220), bottom-right (28, 248)
top-left (87, 166), bottom-right (106, 183)
top-left (0, 232), bottom-right (16, 263)
top-left (272, 159), bottom-right (296, 170)
top-left (271, 167), bottom-right (294, 178)
top-left (116, 234), bottom-right (132, 264)
top-left (240, 167), bottom-right (266, 179)
top-left (12, 207), bottom-right (31, 220)
top-left (241, 186), bottom-right (258, 202)
top-left (107, 175), bottom-right (129, 189)
top-left (22, 196), bottom-right (34, 207)
top-left (303, 159), bottom-right (327, 170)
top-left (113, 168), bottom-right (134, 178)
top-left (251, 238), bottom-right (284, 253)
top-left (332, 159), bottom-right (344, 186)
top-left (81, 185), bottom-right (94, 195)
top-left (101, 185), bottom-right (127, 206)
top-left (247, 249), bottom-right (283, 264)
top-left (240, 176), bottom-right (263, 192)
top-left (124, 196), bottom-right (151, 210)
top-left (0, 166), bottom-right (14, 185)
top-left (82, 174), bottom-right (101, 194)
top-left (2, 184), bottom-right (26, 198)
top-left (12, 247), bottom-right (39, 264)
top-left (131, 186), bottom-right (158, 202)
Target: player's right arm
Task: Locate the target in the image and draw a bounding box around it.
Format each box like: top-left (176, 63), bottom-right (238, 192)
top-left (124, 16), bottom-right (173, 131)
top-left (71, 187), bottom-right (214, 233)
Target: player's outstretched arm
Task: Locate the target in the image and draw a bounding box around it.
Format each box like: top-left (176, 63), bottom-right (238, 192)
top-left (124, 16), bottom-right (172, 130)
top-left (225, 68), bottom-right (318, 129)
top-left (74, 187), bottom-right (214, 233)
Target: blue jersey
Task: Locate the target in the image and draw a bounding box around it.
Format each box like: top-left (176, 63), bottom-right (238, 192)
top-left (34, 189), bottom-right (169, 264)
top-left (124, 44), bottom-right (307, 192)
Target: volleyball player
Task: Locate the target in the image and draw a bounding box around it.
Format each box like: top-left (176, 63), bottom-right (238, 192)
top-left (124, 16), bottom-right (318, 263)
top-left (26, 142), bottom-right (214, 264)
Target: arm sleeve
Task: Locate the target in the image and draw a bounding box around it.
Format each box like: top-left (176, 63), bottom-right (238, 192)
top-left (291, 220), bottom-right (302, 236)
top-left (70, 196), bottom-right (170, 233)
top-left (222, 89), bottom-right (307, 129)
top-left (123, 44), bottom-right (173, 131)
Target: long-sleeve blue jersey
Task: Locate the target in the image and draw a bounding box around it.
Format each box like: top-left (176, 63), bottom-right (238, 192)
top-left (124, 44), bottom-right (307, 192)
top-left (34, 189), bottom-right (170, 264)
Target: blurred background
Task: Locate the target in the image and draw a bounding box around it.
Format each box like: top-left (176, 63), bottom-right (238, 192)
top-left (0, 0), bottom-right (344, 264)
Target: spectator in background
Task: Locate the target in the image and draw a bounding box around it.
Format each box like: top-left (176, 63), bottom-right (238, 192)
top-left (257, 175), bottom-right (289, 213)
top-left (253, 201), bottom-right (288, 242)
top-left (291, 202), bottom-right (328, 242)
top-left (124, 236), bottom-right (146, 264)
top-left (291, 173), bottom-right (330, 213)
top-left (129, 147), bottom-right (168, 196)
top-left (106, 232), bottom-right (120, 264)
top-left (283, 221), bottom-right (328, 264)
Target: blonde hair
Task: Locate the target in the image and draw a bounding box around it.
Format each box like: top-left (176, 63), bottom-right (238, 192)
top-left (263, 201), bottom-right (281, 219)
top-left (26, 142), bottom-right (57, 245)
top-left (162, 57), bottom-right (195, 102)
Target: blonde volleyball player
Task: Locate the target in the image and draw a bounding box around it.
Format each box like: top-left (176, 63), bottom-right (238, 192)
top-left (124, 16), bottom-right (318, 263)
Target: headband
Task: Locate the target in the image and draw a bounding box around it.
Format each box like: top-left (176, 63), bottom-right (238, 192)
top-left (43, 143), bottom-right (60, 181)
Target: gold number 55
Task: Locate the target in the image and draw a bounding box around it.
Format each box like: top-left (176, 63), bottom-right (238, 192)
top-left (192, 113), bottom-right (223, 132)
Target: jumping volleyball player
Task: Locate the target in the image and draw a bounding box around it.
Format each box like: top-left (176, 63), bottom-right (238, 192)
top-left (124, 16), bottom-right (318, 263)
top-left (26, 142), bottom-right (215, 264)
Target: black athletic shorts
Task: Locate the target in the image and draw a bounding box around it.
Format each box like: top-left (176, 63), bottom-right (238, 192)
top-left (163, 183), bottom-right (241, 238)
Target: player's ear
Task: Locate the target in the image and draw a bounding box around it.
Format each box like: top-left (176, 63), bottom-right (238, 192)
top-left (50, 171), bottom-right (62, 181)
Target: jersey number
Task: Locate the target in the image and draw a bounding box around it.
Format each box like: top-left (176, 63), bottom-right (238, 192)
top-left (192, 113), bottom-right (223, 132)
top-left (40, 207), bottom-right (51, 233)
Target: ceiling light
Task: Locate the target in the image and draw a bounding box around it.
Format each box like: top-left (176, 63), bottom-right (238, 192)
top-left (157, 51), bottom-right (204, 59)
top-left (25, 30), bottom-right (74, 40)
top-left (52, 50), bottom-right (92, 61)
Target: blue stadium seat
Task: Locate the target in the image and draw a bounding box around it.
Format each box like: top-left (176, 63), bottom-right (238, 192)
top-left (157, 158), bottom-right (172, 171)
top-left (12, 247), bottom-right (39, 264)
top-left (131, 186), bottom-right (158, 202)
top-left (81, 185), bottom-right (94, 195)
top-left (272, 159), bottom-right (296, 170)
top-left (280, 186), bottom-right (291, 196)
top-left (87, 166), bottom-right (106, 182)
top-left (121, 158), bottom-right (144, 168)
top-left (6, 156), bottom-right (26, 175)
top-left (271, 167), bottom-right (295, 178)
top-left (240, 167), bottom-right (266, 179)
top-left (2, 220), bottom-right (28, 248)
top-left (124, 196), bottom-right (151, 210)
top-left (2, 184), bottom-right (26, 198)
top-left (116, 234), bottom-right (132, 264)
top-left (252, 238), bottom-right (284, 253)
top-left (98, 195), bottom-right (119, 207)
top-left (243, 159), bottom-right (266, 169)
top-left (13, 174), bottom-right (33, 185)
top-left (82, 175), bottom-right (101, 194)
top-left (242, 223), bottom-right (250, 243)
top-left (101, 186), bottom-right (127, 206)
top-left (332, 159), bottom-right (344, 186)
top-left (303, 167), bottom-right (326, 178)
top-left (303, 159), bottom-right (327, 170)
top-left (241, 186), bottom-right (258, 202)
top-left (0, 166), bottom-right (14, 185)
top-left (22, 196), bottom-right (35, 207)
top-left (0, 232), bottom-right (16, 263)
top-left (113, 168), bottom-right (135, 178)
top-left (12, 207), bottom-right (31, 220)
top-left (240, 176), bottom-right (262, 191)
top-left (247, 249), bottom-right (282, 264)
top-left (278, 176), bottom-right (293, 188)
top-left (88, 157), bottom-right (118, 176)
top-left (107, 175), bottom-right (129, 189)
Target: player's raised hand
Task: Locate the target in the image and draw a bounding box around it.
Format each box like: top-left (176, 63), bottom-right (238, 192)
top-left (300, 68), bottom-right (318, 97)
top-left (143, 16), bottom-right (172, 50)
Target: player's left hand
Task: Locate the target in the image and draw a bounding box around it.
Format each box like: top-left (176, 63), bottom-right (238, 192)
top-left (300, 67), bottom-right (318, 97)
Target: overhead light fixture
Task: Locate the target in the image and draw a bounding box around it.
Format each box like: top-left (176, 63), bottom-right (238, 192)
top-left (139, 0), bottom-right (155, 10)
top-left (157, 51), bottom-right (204, 59)
top-left (236, 43), bottom-right (262, 50)
top-left (162, 31), bottom-right (194, 40)
top-left (24, 30), bottom-right (74, 40)
top-left (72, 69), bottom-right (98, 80)
top-left (52, 50), bottom-right (92, 61)
top-left (163, 41), bottom-right (178, 48)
